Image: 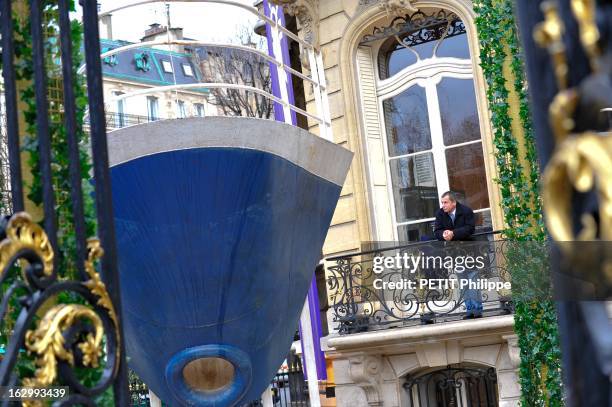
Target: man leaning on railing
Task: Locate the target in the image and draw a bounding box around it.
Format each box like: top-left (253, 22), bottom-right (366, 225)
top-left (434, 191), bottom-right (483, 318)
top-left (434, 191), bottom-right (475, 242)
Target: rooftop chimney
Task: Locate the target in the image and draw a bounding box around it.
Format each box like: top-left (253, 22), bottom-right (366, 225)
top-left (141, 24), bottom-right (185, 53)
top-left (98, 2), bottom-right (113, 39)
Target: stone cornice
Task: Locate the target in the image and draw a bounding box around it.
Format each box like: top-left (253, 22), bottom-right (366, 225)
top-left (327, 315), bottom-right (515, 352)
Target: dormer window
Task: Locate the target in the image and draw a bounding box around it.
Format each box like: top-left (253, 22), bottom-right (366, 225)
top-left (182, 63), bottom-right (194, 77)
top-left (161, 60), bottom-right (173, 73)
top-left (102, 47), bottom-right (118, 67)
top-left (135, 52), bottom-right (151, 72)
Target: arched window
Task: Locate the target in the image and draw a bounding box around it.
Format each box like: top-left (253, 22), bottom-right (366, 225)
top-left (357, 8), bottom-right (492, 242)
top-left (377, 11), bottom-right (469, 79)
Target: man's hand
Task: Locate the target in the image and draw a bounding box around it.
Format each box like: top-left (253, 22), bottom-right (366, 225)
top-left (443, 230), bottom-right (454, 241)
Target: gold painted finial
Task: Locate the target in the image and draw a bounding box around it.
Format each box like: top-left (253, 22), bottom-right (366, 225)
top-left (534, 1), bottom-right (568, 90)
top-left (571, 0), bottom-right (601, 71)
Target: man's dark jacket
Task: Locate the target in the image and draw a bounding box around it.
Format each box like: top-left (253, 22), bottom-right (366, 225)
top-left (434, 202), bottom-right (475, 241)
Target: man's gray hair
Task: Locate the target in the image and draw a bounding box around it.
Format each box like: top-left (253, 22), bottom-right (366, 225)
top-left (441, 191), bottom-right (457, 202)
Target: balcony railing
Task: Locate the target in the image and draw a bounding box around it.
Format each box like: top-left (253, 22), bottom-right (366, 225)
top-left (326, 232), bottom-right (514, 334)
top-left (82, 112), bottom-right (158, 130)
top-left (84, 112), bottom-right (207, 131)
top-left (105, 112), bottom-right (160, 129)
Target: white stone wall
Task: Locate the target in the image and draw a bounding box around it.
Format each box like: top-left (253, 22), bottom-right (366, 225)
top-left (326, 316), bottom-right (520, 406)
top-left (102, 79), bottom-right (217, 121)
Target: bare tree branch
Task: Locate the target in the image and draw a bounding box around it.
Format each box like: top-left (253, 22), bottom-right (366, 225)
top-left (195, 26), bottom-right (273, 119)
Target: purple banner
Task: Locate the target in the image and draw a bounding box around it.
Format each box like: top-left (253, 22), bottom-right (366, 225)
top-left (264, 0), bottom-right (326, 381)
top-left (307, 271), bottom-right (327, 380)
top-left (263, 0), bottom-right (297, 124)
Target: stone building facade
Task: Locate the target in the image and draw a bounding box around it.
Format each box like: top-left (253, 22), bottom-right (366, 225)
top-left (97, 24), bottom-right (220, 129)
top-left (269, 0), bottom-right (522, 405)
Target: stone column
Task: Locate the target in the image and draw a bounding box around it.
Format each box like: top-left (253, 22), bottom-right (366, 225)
top-left (497, 335), bottom-right (522, 406)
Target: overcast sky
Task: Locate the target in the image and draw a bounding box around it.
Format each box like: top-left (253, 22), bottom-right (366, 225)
top-left (91, 1), bottom-right (260, 43)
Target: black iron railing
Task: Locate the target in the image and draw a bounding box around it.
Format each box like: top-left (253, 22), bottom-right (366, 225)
top-left (84, 112), bottom-right (208, 130)
top-left (0, 0), bottom-right (129, 403)
top-left (270, 352), bottom-right (309, 407)
top-left (327, 232), bottom-right (514, 334)
top-left (245, 348), bottom-right (310, 407)
top-left (104, 112), bottom-right (159, 129)
top-left (83, 112), bottom-right (159, 130)
top-left (403, 366), bottom-right (498, 407)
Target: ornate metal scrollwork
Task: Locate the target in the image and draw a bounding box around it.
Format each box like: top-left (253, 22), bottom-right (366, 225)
top-left (570, 0), bottom-right (600, 70)
top-left (543, 134), bottom-right (612, 242)
top-left (0, 213), bottom-right (55, 288)
top-left (536, 0), bottom-right (612, 245)
top-left (82, 239), bottom-right (119, 339)
top-left (0, 213), bottom-right (122, 405)
top-left (23, 305), bottom-right (105, 386)
top-left (534, 1), bottom-right (569, 90)
top-left (327, 238), bottom-right (513, 334)
top-left (403, 366), bottom-right (498, 407)
top-left (517, 1), bottom-right (612, 401)
top-left (361, 9), bottom-right (465, 45)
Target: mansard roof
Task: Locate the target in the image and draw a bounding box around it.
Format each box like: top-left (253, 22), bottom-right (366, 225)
top-left (100, 38), bottom-right (208, 94)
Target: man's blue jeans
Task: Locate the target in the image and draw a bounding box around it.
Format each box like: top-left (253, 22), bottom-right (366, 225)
top-left (461, 269), bottom-right (483, 316)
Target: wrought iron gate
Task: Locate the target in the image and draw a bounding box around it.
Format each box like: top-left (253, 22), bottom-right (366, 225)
top-left (245, 350), bottom-right (310, 407)
top-left (403, 366), bottom-right (498, 407)
top-left (0, 0), bottom-right (129, 404)
top-left (270, 351), bottom-right (309, 407)
top-left (514, 1), bottom-right (612, 405)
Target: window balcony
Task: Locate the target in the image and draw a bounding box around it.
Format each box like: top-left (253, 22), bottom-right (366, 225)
top-left (82, 112), bottom-right (160, 130)
top-left (85, 112), bottom-right (209, 131)
top-left (107, 112), bottom-right (162, 129)
top-left (326, 231), bottom-right (514, 335)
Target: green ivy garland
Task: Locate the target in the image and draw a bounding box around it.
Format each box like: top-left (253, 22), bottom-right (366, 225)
top-left (13, 0), bottom-right (96, 279)
top-left (473, 0), bottom-right (563, 405)
top-left (3, 1), bottom-right (114, 404)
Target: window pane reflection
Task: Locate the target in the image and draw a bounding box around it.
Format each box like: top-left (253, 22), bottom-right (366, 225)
top-left (409, 37), bottom-right (436, 61)
top-left (383, 86), bottom-right (431, 156)
top-left (397, 211), bottom-right (493, 243)
top-left (446, 143), bottom-right (490, 211)
top-left (377, 15), bottom-right (468, 79)
top-left (474, 210), bottom-right (493, 235)
top-left (435, 32), bottom-right (470, 59)
top-left (437, 78), bottom-right (481, 146)
top-left (390, 153), bottom-right (439, 222)
top-left (380, 46), bottom-right (418, 79)
top-left (397, 222), bottom-right (435, 242)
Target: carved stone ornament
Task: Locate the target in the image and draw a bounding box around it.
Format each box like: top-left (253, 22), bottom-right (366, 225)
top-left (502, 334), bottom-right (521, 368)
top-left (348, 355), bottom-right (384, 406)
top-left (359, 0), bottom-right (418, 15)
top-left (269, 0), bottom-right (320, 48)
top-left (379, 0), bottom-right (418, 15)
